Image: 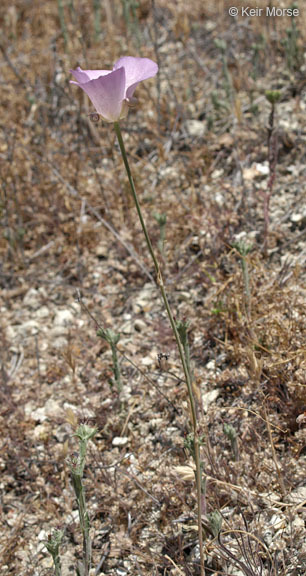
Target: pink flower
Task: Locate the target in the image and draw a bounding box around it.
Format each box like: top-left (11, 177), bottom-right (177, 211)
top-left (70, 56), bottom-right (158, 122)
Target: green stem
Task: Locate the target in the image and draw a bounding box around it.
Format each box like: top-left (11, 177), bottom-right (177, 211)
top-left (57, 0), bottom-right (68, 51)
top-left (111, 342), bottom-right (122, 393)
top-left (50, 547), bottom-right (62, 576)
top-left (54, 557), bottom-right (62, 576)
top-left (44, 529), bottom-right (64, 576)
top-left (241, 256), bottom-right (250, 318)
top-left (114, 121), bottom-right (204, 576)
top-left (93, 0), bottom-right (101, 40)
top-left (72, 473), bottom-right (91, 574)
top-left (114, 123), bottom-right (159, 274)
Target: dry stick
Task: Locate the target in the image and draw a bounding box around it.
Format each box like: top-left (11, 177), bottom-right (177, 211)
top-left (0, 43), bottom-right (30, 87)
top-left (120, 351), bottom-right (181, 414)
top-left (117, 467), bottom-right (161, 507)
top-left (263, 96), bottom-right (278, 255)
top-left (264, 405), bottom-right (286, 498)
top-left (217, 529), bottom-right (274, 575)
top-left (42, 157), bottom-right (154, 283)
top-left (114, 122), bottom-right (205, 576)
top-left (151, 0), bottom-right (162, 133)
top-left (85, 200), bottom-right (154, 282)
top-left (164, 555), bottom-right (185, 575)
top-left (77, 291), bottom-right (181, 415)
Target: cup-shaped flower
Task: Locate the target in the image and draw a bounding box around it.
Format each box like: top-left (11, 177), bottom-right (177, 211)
top-left (70, 56), bottom-right (158, 122)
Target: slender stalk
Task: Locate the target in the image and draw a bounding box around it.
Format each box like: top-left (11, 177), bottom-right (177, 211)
top-left (93, 0), bottom-right (101, 40)
top-left (71, 472), bottom-right (91, 574)
top-left (264, 91), bottom-right (279, 255)
top-left (114, 121), bottom-right (205, 575)
top-left (264, 406), bottom-right (286, 497)
top-left (241, 254), bottom-right (251, 319)
top-left (44, 529), bottom-right (64, 576)
top-left (110, 342), bottom-right (122, 392)
top-left (97, 328), bottom-right (122, 393)
top-left (68, 425), bottom-right (97, 575)
top-left (234, 242), bottom-right (251, 320)
top-left (57, 0), bottom-right (68, 51)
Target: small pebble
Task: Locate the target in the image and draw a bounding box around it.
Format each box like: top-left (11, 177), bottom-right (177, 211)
top-left (112, 436), bottom-right (129, 447)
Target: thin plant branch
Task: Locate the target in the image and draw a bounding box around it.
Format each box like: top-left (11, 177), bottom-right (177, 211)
top-left (114, 121), bottom-right (205, 576)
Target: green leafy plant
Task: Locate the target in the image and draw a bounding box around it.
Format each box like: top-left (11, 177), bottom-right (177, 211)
top-left (211, 301), bottom-right (225, 316)
top-left (121, 0), bottom-right (141, 45)
top-left (153, 212), bottom-right (167, 256)
top-left (282, 3), bottom-right (301, 71)
top-left (43, 425), bottom-right (97, 576)
top-left (93, 0), bottom-right (102, 40)
top-left (57, 0), bottom-right (68, 51)
top-left (207, 510), bottom-right (222, 537)
top-left (67, 424), bottom-right (98, 576)
top-left (97, 327), bottom-right (122, 393)
top-left (223, 423), bottom-right (239, 461)
top-left (233, 241), bottom-right (252, 318)
top-left (251, 35), bottom-right (265, 80)
top-left (44, 529), bottom-right (64, 576)
top-left (214, 39), bottom-right (232, 102)
top-left (176, 318), bottom-right (193, 382)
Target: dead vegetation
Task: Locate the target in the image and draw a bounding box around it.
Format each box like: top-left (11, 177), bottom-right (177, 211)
top-left (0, 1), bottom-right (305, 575)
